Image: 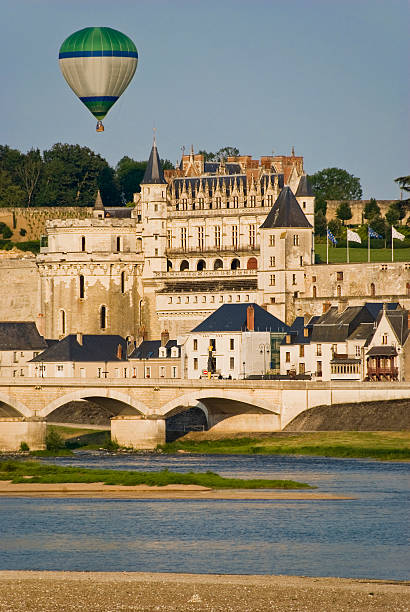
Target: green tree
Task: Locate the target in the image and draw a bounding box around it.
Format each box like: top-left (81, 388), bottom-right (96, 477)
top-left (308, 167), bottom-right (363, 201)
top-left (16, 149), bottom-right (43, 207)
top-left (363, 198), bottom-right (380, 221)
top-left (314, 210), bottom-right (327, 236)
top-left (386, 202), bottom-right (405, 226)
top-left (97, 166), bottom-right (121, 206)
top-left (0, 169), bottom-right (25, 207)
top-left (115, 157), bottom-right (147, 200)
top-left (40, 143), bottom-right (108, 206)
top-left (369, 215), bottom-right (386, 238)
top-left (197, 147), bottom-right (240, 162)
top-left (336, 201), bottom-right (353, 225)
top-left (395, 175), bottom-right (410, 193)
top-left (327, 218), bottom-right (343, 239)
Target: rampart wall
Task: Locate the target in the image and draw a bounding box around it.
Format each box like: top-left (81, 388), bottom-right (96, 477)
top-left (0, 207), bottom-right (92, 242)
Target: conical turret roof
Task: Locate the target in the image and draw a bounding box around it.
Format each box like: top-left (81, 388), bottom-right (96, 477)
top-left (140, 140), bottom-right (167, 185)
top-left (260, 186), bottom-right (312, 229)
top-left (94, 189), bottom-right (104, 210)
top-left (295, 175), bottom-right (314, 197)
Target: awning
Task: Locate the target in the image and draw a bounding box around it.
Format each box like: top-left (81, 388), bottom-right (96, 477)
top-left (366, 346), bottom-right (397, 357)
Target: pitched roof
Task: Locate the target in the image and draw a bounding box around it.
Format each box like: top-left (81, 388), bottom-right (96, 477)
top-left (295, 175), bottom-right (314, 197)
top-left (260, 186), bottom-right (312, 229)
top-left (129, 339), bottom-right (178, 360)
top-left (140, 141), bottom-right (167, 185)
top-left (280, 316), bottom-right (319, 345)
top-left (0, 322), bottom-right (47, 351)
top-left (191, 303), bottom-right (288, 333)
top-left (94, 189), bottom-right (104, 210)
top-left (383, 309), bottom-right (410, 344)
top-left (30, 335), bottom-right (128, 363)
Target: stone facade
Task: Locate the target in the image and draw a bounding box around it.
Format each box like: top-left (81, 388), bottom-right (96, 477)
top-left (0, 142), bottom-right (409, 342)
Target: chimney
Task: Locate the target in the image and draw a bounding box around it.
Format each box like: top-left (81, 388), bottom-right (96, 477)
top-left (247, 305), bottom-right (255, 331)
top-left (76, 332), bottom-right (83, 346)
top-left (322, 302), bottom-right (331, 313)
top-left (161, 329), bottom-right (170, 347)
top-left (338, 299), bottom-right (347, 314)
top-left (117, 344), bottom-right (123, 359)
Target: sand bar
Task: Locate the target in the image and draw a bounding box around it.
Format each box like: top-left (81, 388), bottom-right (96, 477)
top-left (0, 571), bottom-right (408, 611)
top-left (0, 481), bottom-right (352, 499)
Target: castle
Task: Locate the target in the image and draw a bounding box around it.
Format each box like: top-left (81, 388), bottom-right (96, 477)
top-left (2, 140), bottom-right (410, 343)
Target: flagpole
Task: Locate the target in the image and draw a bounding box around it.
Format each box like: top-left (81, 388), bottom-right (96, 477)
top-left (326, 227), bottom-right (329, 264)
top-left (368, 226), bottom-right (370, 263)
top-left (391, 226), bottom-right (394, 262)
top-left (347, 234), bottom-right (349, 264)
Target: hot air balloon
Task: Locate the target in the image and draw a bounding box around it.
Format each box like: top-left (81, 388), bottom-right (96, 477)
top-left (59, 27), bottom-right (138, 132)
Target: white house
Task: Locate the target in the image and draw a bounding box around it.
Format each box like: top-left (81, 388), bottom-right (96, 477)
top-left (181, 303), bottom-right (288, 379)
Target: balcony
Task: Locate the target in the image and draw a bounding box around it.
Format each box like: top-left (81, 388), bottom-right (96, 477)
top-left (166, 245), bottom-right (260, 256)
top-left (154, 269), bottom-right (258, 279)
top-left (367, 366), bottom-right (398, 378)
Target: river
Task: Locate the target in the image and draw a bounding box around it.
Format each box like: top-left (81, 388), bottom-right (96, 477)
top-left (0, 453), bottom-right (408, 579)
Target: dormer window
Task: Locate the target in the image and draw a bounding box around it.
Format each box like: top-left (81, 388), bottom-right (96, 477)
top-left (171, 347), bottom-right (179, 358)
top-left (159, 347), bottom-right (167, 358)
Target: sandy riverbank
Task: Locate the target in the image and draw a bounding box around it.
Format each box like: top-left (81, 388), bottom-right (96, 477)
top-left (0, 481), bottom-right (352, 499)
top-left (0, 571), bottom-right (408, 611)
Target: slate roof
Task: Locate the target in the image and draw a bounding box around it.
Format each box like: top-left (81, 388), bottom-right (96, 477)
top-left (104, 207), bottom-right (132, 219)
top-left (382, 309), bottom-right (410, 344)
top-left (260, 187), bottom-right (312, 229)
top-left (191, 303), bottom-right (288, 333)
top-left (140, 141), bottom-right (167, 185)
top-left (280, 316), bottom-right (319, 346)
top-left (311, 303), bottom-right (398, 343)
top-left (173, 173), bottom-right (284, 199)
top-left (0, 322), bottom-right (47, 351)
top-left (129, 339), bottom-right (178, 360)
top-left (366, 346), bottom-right (398, 357)
top-left (30, 335), bottom-right (128, 363)
top-left (295, 175), bottom-right (314, 197)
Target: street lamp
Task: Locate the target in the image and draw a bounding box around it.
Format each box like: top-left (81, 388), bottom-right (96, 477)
top-left (259, 344), bottom-right (270, 378)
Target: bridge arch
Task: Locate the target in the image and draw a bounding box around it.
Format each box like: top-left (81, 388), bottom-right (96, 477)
top-left (0, 392), bottom-right (31, 418)
top-left (159, 389), bottom-right (280, 419)
top-left (39, 389), bottom-right (150, 420)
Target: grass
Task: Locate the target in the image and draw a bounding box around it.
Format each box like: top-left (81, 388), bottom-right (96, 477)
top-left (160, 431), bottom-right (410, 461)
top-left (315, 243), bottom-right (410, 263)
top-left (0, 460), bottom-right (311, 489)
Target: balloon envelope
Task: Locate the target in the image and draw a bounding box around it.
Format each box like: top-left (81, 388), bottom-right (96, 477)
top-left (59, 27), bottom-right (138, 121)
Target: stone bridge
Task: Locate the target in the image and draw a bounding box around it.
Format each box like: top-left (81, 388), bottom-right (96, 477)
top-left (0, 378), bottom-right (409, 450)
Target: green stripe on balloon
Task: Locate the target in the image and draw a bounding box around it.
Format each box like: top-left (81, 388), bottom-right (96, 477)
top-left (60, 27), bottom-right (137, 55)
top-left (80, 98), bottom-right (117, 120)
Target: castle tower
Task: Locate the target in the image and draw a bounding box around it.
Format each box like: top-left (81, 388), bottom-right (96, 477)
top-left (258, 186), bottom-right (313, 323)
top-left (295, 175), bottom-right (315, 229)
top-left (93, 189), bottom-right (104, 219)
top-left (140, 139), bottom-right (168, 276)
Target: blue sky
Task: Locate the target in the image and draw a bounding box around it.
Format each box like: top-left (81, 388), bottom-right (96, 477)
top-left (1, 0), bottom-right (408, 198)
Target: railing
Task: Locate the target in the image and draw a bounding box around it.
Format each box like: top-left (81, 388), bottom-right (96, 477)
top-left (166, 245), bottom-right (259, 255)
top-left (169, 206), bottom-right (269, 218)
top-left (367, 366), bottom-right (398, 377)
top-left (154, 269), bottom-right (258, 278)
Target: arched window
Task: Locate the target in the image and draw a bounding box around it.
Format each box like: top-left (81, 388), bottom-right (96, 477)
top-left (136, 237), bottom-right (142, 253)
top-left (180, 260), bottom-right (189, 271)
top-left (231, 258), bottom-right (240, 270)
top-left (79, 275), bottom-right (85, 299)
top-left (60, 310), bottom-right (66, 335)
top-left (197, 259), bottom-right (206, 271)
top-left (81, 236), bottom-right (86, 252)
top-left (214, 259), bottom-right (223, 270)
top-left (247, 257), bottom-right (258, 270)
top-left (167, 260), bottom-right (172, 271)
top-left (370, 283), bottom-right (375, 297)
top-left (313, 286), bottom-right (317, 298)
top-left (121, 271), bottom-right (125, 294)
top-left (337, 285), bottom-right (342, 297)
top-left (100, 305), bottom-right (107, 330)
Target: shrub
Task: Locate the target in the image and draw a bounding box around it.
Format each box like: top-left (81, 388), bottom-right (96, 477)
top-left (20, 441), bottom-right (30, 452)
top-left (45, 427), bottom-right (66, 451)
top-left (19, 228), bottom-right (27, 236)
top-left (103, 435), bottom-right (120, 451)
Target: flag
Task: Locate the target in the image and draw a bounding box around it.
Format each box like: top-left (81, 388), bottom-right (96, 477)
top-left (392, 226), bottom-right (405, 241)
top-left (368, 226), bottom-right (382, 239)
top-left (327, 228), bottom-right (337, 245)
top-left (347, 229), bottom-right (361, 243)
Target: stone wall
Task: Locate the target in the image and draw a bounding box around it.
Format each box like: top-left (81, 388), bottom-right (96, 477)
top-left (0, 207), bottom-right (93, 242)
top-left (0, 255), bottom-right (41, 328)
top-left (326, 200), bottom-right (405, 225)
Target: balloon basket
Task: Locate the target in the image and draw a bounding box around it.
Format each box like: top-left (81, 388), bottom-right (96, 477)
top-left (96, 122), bottom-right (104, 133)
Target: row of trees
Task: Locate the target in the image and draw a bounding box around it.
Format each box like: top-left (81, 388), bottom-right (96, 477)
top-left (0, 144), bottom-right (173, 208)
